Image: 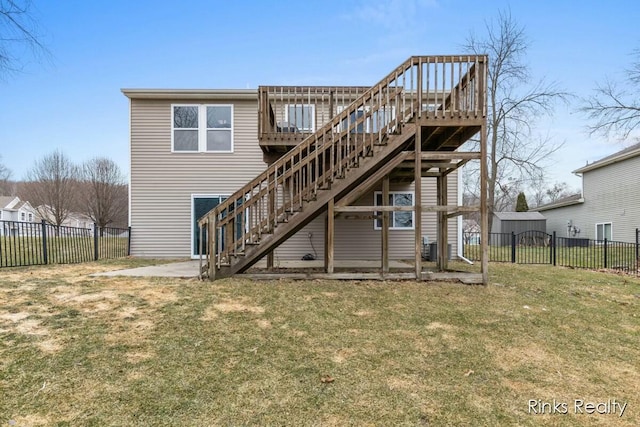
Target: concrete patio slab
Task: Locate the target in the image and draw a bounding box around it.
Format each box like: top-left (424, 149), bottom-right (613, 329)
top-left (92, 261), bottom-right (201, 278)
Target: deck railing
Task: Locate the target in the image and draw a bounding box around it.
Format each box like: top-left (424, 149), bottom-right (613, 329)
top-left (200, 55), bottom-right (487, 277)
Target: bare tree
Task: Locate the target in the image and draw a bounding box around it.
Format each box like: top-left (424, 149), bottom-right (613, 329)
top-left (81, 157), bottom-right (127, 231)
top-left (23, 149), bottom-right (78, 226)
top-left (544, 181), bottom-right (574, 203)
top-left (581, 48), bottom-right (640, 141)
top-left (0, 0), bottom-right (49, 78)
top-left (527, 179), bottom-right (578, 207)
top-left (462, 10), bottom-right (569, 230)
top-left (0, 155), bottom-right (11, 195)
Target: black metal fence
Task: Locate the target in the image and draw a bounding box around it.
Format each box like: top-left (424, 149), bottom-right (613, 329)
top-left (0, 220), bottom-right (131, 268)
top-left (463, 229), bottom-right (640, 275)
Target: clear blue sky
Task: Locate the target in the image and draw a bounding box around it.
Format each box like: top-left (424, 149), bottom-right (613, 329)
top-left (0, 0), bottom-right (638, 190)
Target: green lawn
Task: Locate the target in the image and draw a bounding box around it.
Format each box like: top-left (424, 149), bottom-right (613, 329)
top-left (0, 261), bottom-right (638, 425)
top-left (464, 243), bottom-right (639, 271)
top-left (0, 236), bottom-right (128, 267)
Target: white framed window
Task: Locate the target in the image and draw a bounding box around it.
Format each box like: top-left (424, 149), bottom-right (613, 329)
top-left (374, 191), bottom-right (414, 230)
top-left (21, 212), bottom-right (26, 221)
top-left (28, 213), bottom-right (33, 222)
top-left (595, 222), bottom-right (612, 241)
top-left (285, 104), bottom-right (315, 132)
top-left (172, 104), bottom-right (233, 153)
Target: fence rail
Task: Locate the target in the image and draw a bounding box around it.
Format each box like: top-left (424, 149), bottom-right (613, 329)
top-left (463, 229), bottom-right (640, 275)
top-left (0, 220), bottom-right (131, 268)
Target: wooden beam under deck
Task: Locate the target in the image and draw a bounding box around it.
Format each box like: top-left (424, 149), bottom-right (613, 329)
top-left (333, 205), bottom-right (478, 213)
top-left (238, 271), bottom-right (484, 284)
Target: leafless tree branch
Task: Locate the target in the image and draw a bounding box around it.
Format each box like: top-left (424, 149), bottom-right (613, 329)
top-left (0, 0), bottom-right (49, 78)
top-left (462, 9), bottom-right (569, 230)
top-left (23, 149), bottom-right (78, 227)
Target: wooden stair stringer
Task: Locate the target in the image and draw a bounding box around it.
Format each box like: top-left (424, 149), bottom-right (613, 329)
top-left (216, 124), bottom-right (417, 278)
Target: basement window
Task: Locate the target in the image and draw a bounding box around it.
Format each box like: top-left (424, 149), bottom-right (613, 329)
top-left (374, 191), bottom-right (414, 230)
top-left (595, 222), bottom-right (612, 241)
top-left (172, 105), bottom-right (233, 153)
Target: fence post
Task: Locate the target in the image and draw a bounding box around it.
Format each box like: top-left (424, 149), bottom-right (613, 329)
top-left (511, 232), bottom-right (516, 263)
top-left (552, 231), bottom-right (556, 266)
top-left (41, 220), bottom-right (48, 265)
top-left (127, 226), bottom-right (132, 256)
top-left (636, 228), bottom-right (640, 274)
top-left (603, 237), bottom-right (608, 269)
top-left (93, 223), bottom-right (99, 261)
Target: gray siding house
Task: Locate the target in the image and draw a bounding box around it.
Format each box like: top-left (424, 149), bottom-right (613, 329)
top-left (122, 89), bottom-right (461, 262)
top-left (533, 143), bottom-right (640, 242)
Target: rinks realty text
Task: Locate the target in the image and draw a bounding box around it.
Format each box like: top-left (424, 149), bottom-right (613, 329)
top-left (528, 399), bottom-right (628, 417)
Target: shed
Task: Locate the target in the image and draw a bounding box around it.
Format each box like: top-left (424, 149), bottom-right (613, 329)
top-left (492, 212), bottom-right (547, 234)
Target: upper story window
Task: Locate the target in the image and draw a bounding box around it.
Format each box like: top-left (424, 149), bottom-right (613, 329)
top-left (28, 213), bottom-right (33, 222)
top-left (286, 104), bottom-right (315, 132)
top-left (21, 212), bottom-right (26, 221)
top-left (374, 191), bottom-right (414, 230)
top-left (172, 104), bottom-right (233, 153)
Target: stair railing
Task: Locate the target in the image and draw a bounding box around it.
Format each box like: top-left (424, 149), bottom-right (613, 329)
top-left (199, 55), bottom-right (487, 275)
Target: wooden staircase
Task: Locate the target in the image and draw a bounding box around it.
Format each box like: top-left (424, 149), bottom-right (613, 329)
top-left (198, 55), bottom-right (487, 280)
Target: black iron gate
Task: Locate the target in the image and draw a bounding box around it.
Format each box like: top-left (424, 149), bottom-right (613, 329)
top-left (512, 230), bottom-right (552, 264)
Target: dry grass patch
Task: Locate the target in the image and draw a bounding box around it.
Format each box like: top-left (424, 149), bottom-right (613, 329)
top-left (211, 297), bottom-right (265, 314)
top-left (0, 261), bottom-right (639, 426)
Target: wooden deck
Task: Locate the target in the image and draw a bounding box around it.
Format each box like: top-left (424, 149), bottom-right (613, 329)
top-left (199, 55), bottom-right (489, 284)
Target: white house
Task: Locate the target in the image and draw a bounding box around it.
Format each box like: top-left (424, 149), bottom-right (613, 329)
top-left (533, 143), bottom-right (640, 243)
top-left (0, 196), bottom-right (37, 236)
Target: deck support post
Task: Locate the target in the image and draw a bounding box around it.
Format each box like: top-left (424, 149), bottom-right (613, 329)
top-left (480, 122), bottom-right (489, 285)
top-left (209, 215), bottom-right (217, 280)
top-left (436, 172), bottom-right (448, 271)
top-left (266, 252), bottom-right (274, 269)
top-left (382, 175), bottom-right (390, 274)
top-left (267, 188), bottom-right (275, 269)
top-left (414, 127), bottom-right (423, 279)
top-left (325, 198), bottom-right (335, 273)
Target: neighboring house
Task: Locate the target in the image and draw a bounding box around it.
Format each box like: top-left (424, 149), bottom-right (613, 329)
top-left (37, 206), bottom-right (94, 232)
top-left (0, 196), bottom-right (37, 236)
top-left (533, 143), bottom-right (640, 242)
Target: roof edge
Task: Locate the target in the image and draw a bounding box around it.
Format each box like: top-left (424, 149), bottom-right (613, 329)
top-left (573, 145), bottom-right (640, 174)
top-left (531, 197), bottom-right (584, 212)
top-left (121, 88), bottom-right (258, 100)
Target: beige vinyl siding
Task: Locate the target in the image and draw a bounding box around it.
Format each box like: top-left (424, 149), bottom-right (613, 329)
top-left (130, 97), bottom-right (266, 257)
top-left (273, 173), bottom-right (459, 260)
top-left (541, 155), bottom-right (640, 243)
top-left (129, 93), bottom-right (460, 260)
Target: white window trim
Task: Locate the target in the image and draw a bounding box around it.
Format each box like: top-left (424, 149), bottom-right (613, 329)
top-left (373, 190), bottom-right (415, 230)
top-left (595, 222), bottom-right (613, 241)
top-left (285, 104), bottom-right (315, 132)
top-left (172, 104), bottom-right (234, 153)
